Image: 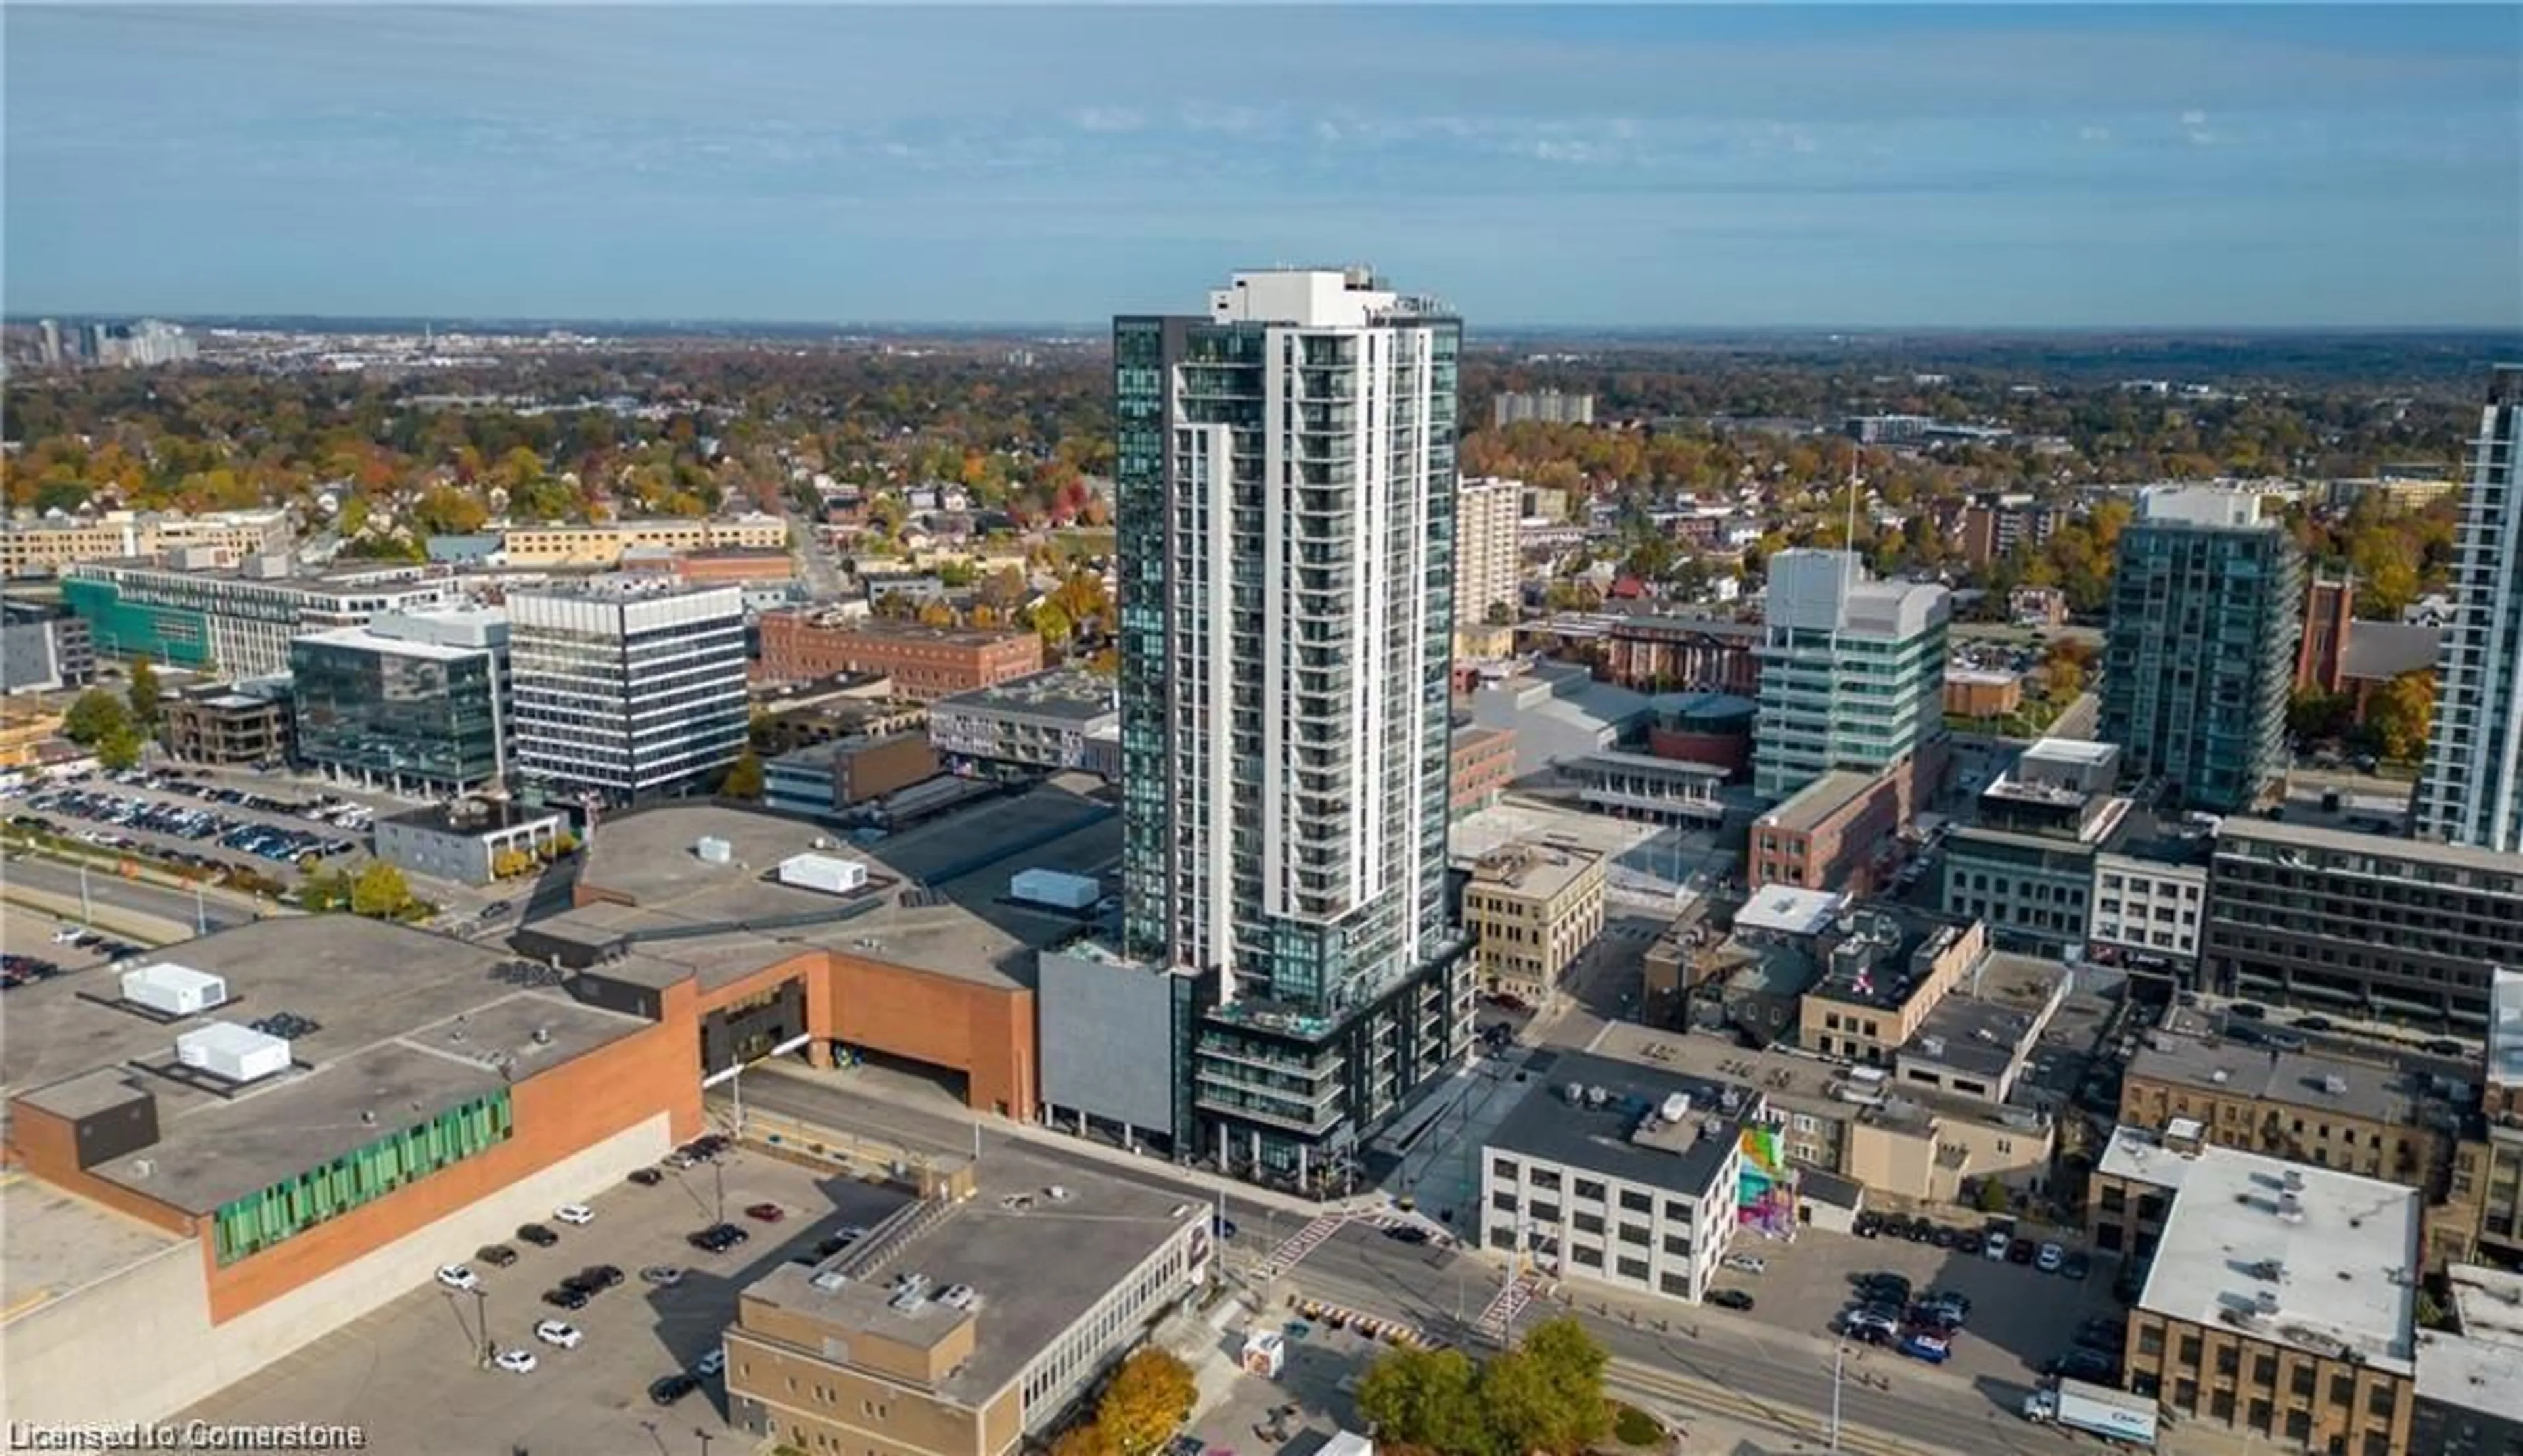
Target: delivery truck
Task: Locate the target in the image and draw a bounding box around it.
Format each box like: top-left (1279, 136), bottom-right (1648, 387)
top-left (2023, 1379), bottom-right (2158, 1446)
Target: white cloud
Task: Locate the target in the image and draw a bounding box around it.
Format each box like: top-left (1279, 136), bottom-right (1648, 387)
top-left (1071, 107), bottom-right (1141, 134)
top-left (2180, 109), bottom-right (2208, 127)
top-left (2079, 125), bottom-right (2112, 143)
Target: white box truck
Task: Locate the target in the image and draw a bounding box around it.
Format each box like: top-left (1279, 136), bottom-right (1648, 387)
top-left (2024, 1380), bottom-right (2158, 1445)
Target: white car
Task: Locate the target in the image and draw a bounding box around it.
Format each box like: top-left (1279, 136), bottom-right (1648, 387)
top-left (534, 1320), bottom-right (583, 1349)
top-left (694, 1349), bottom-right (726, 1378)
top-left (434, 1264), bottom-right (478, 1292)
top-left (553, 1204), bottom-right (594, 1226)
top-left (493, 1348), bottom-right (537, 1375)
top-left (51, 925), bottom-right (83, 944)
top-left (1721, 1254), bottom-right (1767, 1275)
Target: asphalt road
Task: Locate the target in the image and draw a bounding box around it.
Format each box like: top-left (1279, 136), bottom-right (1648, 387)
top-left (0, 853), bottom-right (251, 934)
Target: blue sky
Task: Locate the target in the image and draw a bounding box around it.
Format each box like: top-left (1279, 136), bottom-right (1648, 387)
top-left (6, 4), bottom-right (2519, 327)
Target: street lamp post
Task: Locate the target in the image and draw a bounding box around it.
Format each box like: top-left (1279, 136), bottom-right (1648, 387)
top-left (474, 1286), bottom-right (492, 1368)
top-left (712, 1159), bottom-right (726, 1224)
top-left (694, 1429), bottom-right (714, 1456)
top-left (1829, 1340), bottom-right (1846, 1453)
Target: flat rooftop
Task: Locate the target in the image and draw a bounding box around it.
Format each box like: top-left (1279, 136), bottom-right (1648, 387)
top-left (1735, 885), bottom-right (1846, 939)
top-left (2416, 1331), bottom-right (2523, 1419)
top-left (775, 613), bottom-right (1036, 650)
top-left (2137, 1144), bottom-right (2419, 1376)
top-left (1486, 1049), bottom-right (1751, 1201)
top-left (1586, 1020), bottom-right (1852, 1118)
top-left (2125, 1032), bottom-right (2421, 1128)
top-left (737, 1142), bottom-right (1197, 1409)
top-left (2447, 1262), bottom-right (2523, 1348)
top-left (1757, 768), bottom-right (1878, 834)
top-left (294, 624), bottom-right (484, 662)
top-left (934, 668), bottom-right (1118, 724)
top-left (3, 917), bottom-right (651, 1214)
top-left (0, 1173), bottom-right (189, 1320)
top-left (526, 776), bottom-right (1120, 990)
top-left (1468, 843), bottom-right (1600, 901)
top-left (2215, 814), bottom-right (2523, 880)
top-left (1902, 959), bottom-right (2067, 1081)
top-left (1807, 905), bottom-right (1973, 1013)
top-left (2097, 1123), bottom-right (2202, 1193)
top-left (383, 800), bottom-right (565, 837)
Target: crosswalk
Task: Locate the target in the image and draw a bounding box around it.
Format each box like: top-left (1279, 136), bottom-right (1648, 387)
top-left (1250, 1214), bottom-right (1346, 1283)
top-left (1470, 1270), bottom-right (1545, 1342)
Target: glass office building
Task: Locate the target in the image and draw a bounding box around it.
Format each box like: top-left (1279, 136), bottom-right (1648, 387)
top-left (290, 612), bottom-right (509, 796)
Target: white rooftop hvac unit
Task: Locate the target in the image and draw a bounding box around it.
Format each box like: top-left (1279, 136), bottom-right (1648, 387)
top-left (121, 962), bottom-right (229, 1016)
top-left (779, 852), bottom-right (868, 895)
top-left (696, 836), bottom-right (735, 865)
top-left (175, 1022), bottom-right (292, 1083)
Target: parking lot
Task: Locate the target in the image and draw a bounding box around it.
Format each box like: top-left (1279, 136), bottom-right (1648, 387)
top-left (7, 767), bottom-right (369, 879)
top-left (179, 1143), bottom-right (917, 1456)
top-left (0, 901), bottom-right (143, 991)
top-left (1701, 1222), bottom-right (2125, 1390)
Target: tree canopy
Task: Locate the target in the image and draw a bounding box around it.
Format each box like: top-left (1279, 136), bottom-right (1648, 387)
top-left (1355, 1316), bottom-right (1610, 1456)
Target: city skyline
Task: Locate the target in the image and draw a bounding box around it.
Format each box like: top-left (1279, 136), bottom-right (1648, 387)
top-left (7, 4), bottom-right (2520, 329)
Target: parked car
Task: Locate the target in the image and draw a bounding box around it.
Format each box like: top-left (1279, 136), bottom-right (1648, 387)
top-left (1923, 1290), bottom-right (1974, 1320)
top-left (744, 1202), bottom-right (786, 1223)
top-left (1898, 1332), bottom-right (1953, 1365)
top-left (648, 1374), bottom-right (700, 1407)
top-left (1721, 1254), bottom-right (1767, 1275)
top-left (2007, 1237), bottom-right (2037, 1265)
top-left (434, 1264), bottom-right (478, 1292)
top-left (534, 1320), bottom-right (584, 1349)
top-left (2036, 1242), bottom-right (2066, 1273)
top-left (493, 1348), bottom-right (538, 1375)
top-left (1845, 1309), bottom-right (1899, 1340)
top-left (1982, 1229), bottom-right (2012, 1260)
top-left (1385, 1224), bottom-right (1431, 1246)
top-left (2062, 1252), bottom-right (2092, 1281)
top-left (694, 1350), bottom-right (727, 1378)
top-left (1710, 1289), bottom-right (1756, 1311)
top-left (543, 1287), bottom-right (589, 1310)
top-left (517, 1223), bottom-right (559, 1247)
top-left (476, 1244), bottom-right (518, 1269)
top-left (1853, 1212), bottom-right (1882, 1239)
top-left (553, 1204), bottom-right (595, 1226)
top-left (2050, 1346), bottom-right (2118, 1382)
top-left (1859, 1273), bottom-right (1913, 1306)
top-left (581, 1264), bottom-right (624, 1289)
top-left (628, 1168), bottom-right (664, 1187)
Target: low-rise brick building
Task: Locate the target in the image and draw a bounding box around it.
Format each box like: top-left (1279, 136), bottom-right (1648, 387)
top-left (759, 612), bottom-right (1043, 700)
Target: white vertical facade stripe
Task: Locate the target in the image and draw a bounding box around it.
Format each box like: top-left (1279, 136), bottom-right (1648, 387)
top-left (1198, 422), bottom-right (1239, 993)
top-left (1398, 323), bottom-right (1435, 972)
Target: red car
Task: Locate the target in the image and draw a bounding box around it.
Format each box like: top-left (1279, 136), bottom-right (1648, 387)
top-left (744, 1202), bottom-right (786, 1223)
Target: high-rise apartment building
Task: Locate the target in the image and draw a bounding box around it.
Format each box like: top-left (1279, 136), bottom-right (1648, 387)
top-left (1108, 267), bottom-right (1472, 1187)
top-left (507, 579), bottom-right (746, 804)
top-left (1752, 549), bottom-right (1950, 802)
top-left (2413, 365), bottom-right (2523, 852)
top-left (1491, 390), bottom-right (1594, 427)
top-left (2099, 488), bottom-right (2303, 813)
top-left (1453, 475), bottom-right (1520, 652)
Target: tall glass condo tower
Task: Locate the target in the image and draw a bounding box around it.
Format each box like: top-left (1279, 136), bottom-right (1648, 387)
top-left (1113, 268), bottom-right (1474, 1188)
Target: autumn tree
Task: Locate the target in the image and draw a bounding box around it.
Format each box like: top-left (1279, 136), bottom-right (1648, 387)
top-left (1092, 1348), bottom-right (1196, 1456)
top-left (1355, 1345), bottom-right (1485, 1455)
top-left (97, 723), bottom-right (145, 771)
top-left (721, 750), bottom-right (766, 801)
top-left (1049, 1424), bottom-right (1117, 1456)
top-left (2366, 670), bottom-right (2436, 763)
top-left (916, 598), bottom-right (958, 627)
top-left (127, 656), bottom-right (162, 729)
top-left (62, 689), bottom-right (131, 745)
top-left (350, 861), bottom-right (413, 919)
top-left (1030, 600), bottom-right (1074, 652)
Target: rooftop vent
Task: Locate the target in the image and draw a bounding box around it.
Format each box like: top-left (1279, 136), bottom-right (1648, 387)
top-left (810, 1270), bottom-right (848, 1292)
top-left (2278, 1193), bottom-right (2305, 1225)
top-left (2256, 1288), bottom-right (2281, 1317)
top-left (2210, 1068), bottom-right (2231, 1084)
top-left (696, 836), bottom-right (734, 865)
top-left (2283, 1168), bottom-right (2306, 1191)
